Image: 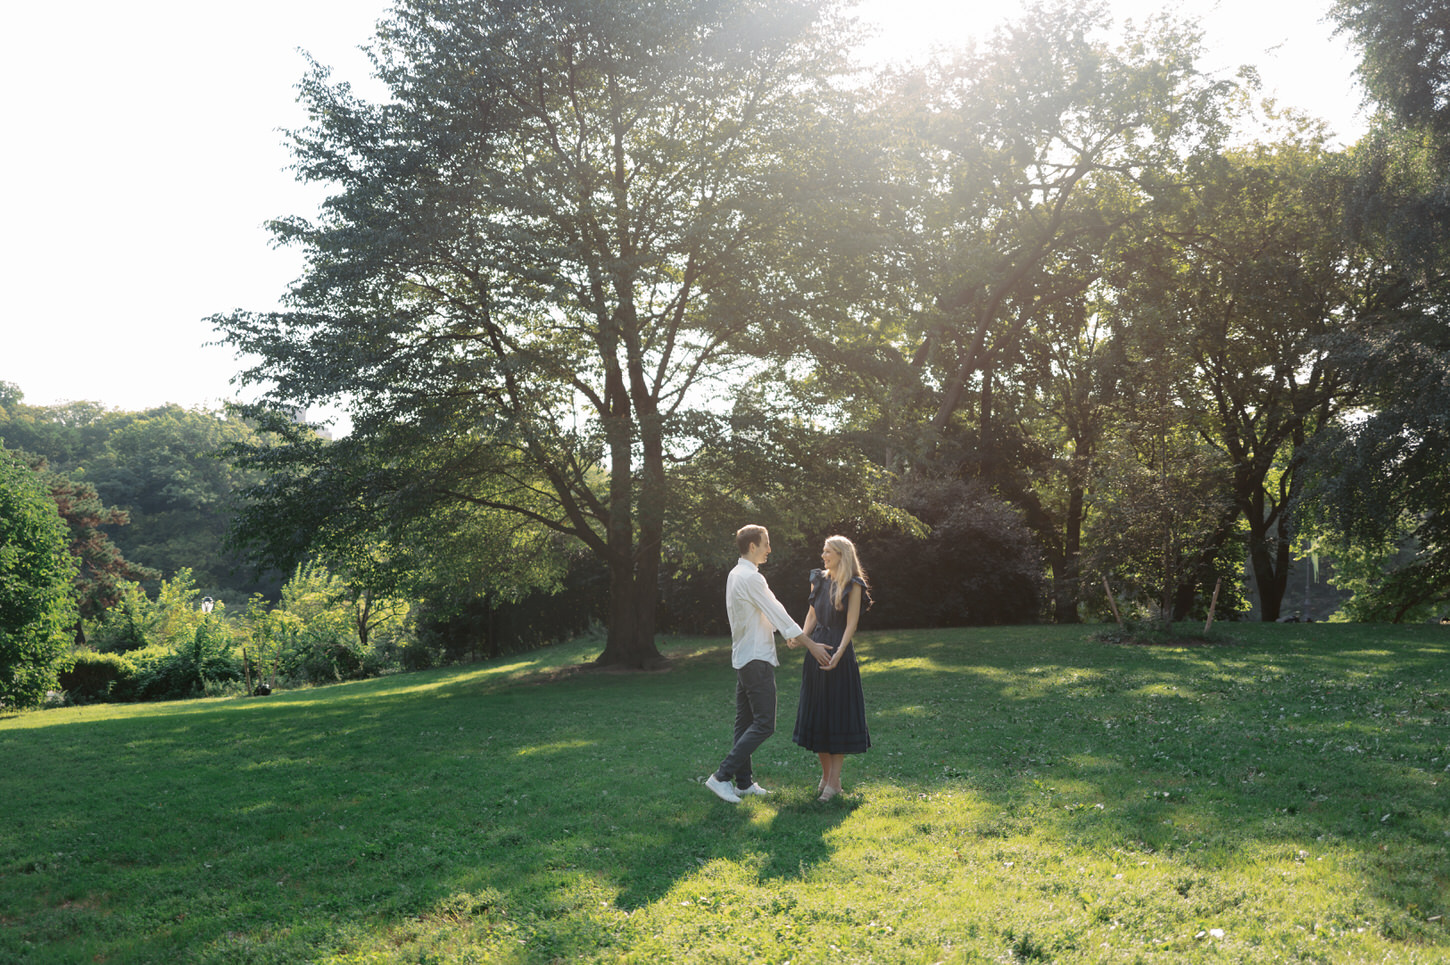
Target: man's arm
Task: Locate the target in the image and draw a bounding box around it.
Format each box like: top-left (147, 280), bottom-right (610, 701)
top-left (742, 571), bottom-right (804, 640)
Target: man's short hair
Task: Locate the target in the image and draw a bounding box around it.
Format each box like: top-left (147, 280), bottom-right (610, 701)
top-left (736, 524), bottom-right (768, 556)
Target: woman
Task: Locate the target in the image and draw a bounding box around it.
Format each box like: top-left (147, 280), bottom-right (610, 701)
top-left (791, 535), bottom-right (872, 801)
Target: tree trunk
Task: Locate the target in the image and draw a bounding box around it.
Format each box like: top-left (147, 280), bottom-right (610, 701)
top-left (1056, 486), bottom-right (1084, 623)
top-left (594, 555), bottom-right (665, 668)
top-left (1248, 517), bottom-right (1289, 621)
top-left (355, 592), bottom-right (371, 649)
top-left (1251, 539), bottom-right (1290, 621)
top-left (591, 386), bottom-right (665, 669)
top-left (623, 410), bottom-right (667, 668)
top-left (1247, 484), bottom-right (1295, 621)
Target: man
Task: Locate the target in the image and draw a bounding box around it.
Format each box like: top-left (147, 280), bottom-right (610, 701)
top-left (705, 524), bottom-right (829, 803)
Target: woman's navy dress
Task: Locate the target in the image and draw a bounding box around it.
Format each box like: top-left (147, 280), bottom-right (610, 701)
top-left (791, 571), bottom-right (871, 754)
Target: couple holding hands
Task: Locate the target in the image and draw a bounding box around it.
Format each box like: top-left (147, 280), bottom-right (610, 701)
top-left (705, 525), bottom-right (872, 804)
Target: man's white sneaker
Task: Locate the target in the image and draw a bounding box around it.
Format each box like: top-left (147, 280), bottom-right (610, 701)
top-left (736, 783), bottom-right (770, 796)
top-left (705, 775), bottom-right (742, 803)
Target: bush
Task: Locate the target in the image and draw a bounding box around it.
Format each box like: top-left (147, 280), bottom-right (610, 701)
top-left (77, 576), bottom-right (243, 702)
top-left (867, 478), bottom-right (1042, 626)
top-left (107, 645), bottom-right (169, 702)
top-left (87, 582), bottom-right (157, 653)
top-left (58, 650), bottom-right (130, 702)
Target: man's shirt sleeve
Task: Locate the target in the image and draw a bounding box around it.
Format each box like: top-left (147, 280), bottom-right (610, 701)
top-left (744, 570), bottom-right (804, 640)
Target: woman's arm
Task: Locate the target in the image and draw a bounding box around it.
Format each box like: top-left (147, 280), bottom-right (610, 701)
top-left (795, 573), bottom-right (822, 643)
top-left (826, 584), bottom-right (862, 670)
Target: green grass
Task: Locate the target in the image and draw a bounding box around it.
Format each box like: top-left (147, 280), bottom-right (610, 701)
top-left (2, 624), bottom-right (1448, 964)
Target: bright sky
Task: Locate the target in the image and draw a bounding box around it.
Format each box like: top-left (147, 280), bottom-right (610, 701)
top-left (0, 0), bottom-right (1364, 423)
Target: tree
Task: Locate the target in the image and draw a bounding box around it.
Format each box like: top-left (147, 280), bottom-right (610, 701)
top-left (827, 1), bottom-right (1235, 622)
top-left (86, 405), bottom-right (272, 599)
top-left (0, 395), bottom-right (275, 602)
top-left (1331, 0), bottom-right (1450, 141)
top-left (1135, 134), bottom-right (1358, 620)
top-left (883, 0), bottom-right (1232, 458)
top-left (1311, 1), bottom-right (1450, 618)
top-left (0, 443), bottom-right (76, 707)
top-left (214, 0), bottom-right (881, 667)
top-left (1085, 341), bottom-right (1236, 623)
top-left (28, 457), bottom-right (158, 641)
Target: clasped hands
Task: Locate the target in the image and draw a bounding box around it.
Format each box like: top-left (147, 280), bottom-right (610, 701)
top-left (788, 633), bottom-right (835, 669)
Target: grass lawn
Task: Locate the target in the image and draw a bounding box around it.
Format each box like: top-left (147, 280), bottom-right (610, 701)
top-left (2, 623), bottom-right (1448, 964)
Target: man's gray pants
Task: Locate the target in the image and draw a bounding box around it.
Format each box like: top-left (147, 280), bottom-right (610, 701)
top-left (714, 659), bottom-right (776, 789)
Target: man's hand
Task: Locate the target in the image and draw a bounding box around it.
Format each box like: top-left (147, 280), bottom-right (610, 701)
top-left (794, 634), bottom-right (830, 667)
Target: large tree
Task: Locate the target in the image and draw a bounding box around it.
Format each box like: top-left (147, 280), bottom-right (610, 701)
top-left (0, 393), bottom-right (275, 601)
top-left (1331, 0), bottom-right (1450, 141)
top-left (826, 1), bottom-right (1236, 622)
top-left (215, 0), bottom-right (878, 667)
top-left (1131, 134), bottom-right (1358, 621)
top-left (1312, 0), bottom-right (1450, 619)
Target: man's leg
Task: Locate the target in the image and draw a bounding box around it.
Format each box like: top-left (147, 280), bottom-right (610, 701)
top-left (714, 660), bottom-right (776, 785)
top-left (730, 670), bottom-right (755, 787)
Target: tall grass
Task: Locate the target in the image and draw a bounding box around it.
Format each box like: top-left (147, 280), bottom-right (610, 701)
top-left (2, 624), bottom-right (1447, 963)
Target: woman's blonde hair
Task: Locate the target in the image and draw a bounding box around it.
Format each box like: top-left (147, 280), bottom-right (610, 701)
top-left (824, 535), bottom-right (870, 610)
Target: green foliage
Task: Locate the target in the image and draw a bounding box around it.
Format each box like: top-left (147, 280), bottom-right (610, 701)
top-left (274, 563), bottom-right (362, 683)
top-left (1304, 132), bottom-right (1450, 620)
top-left (0, 443), bottom-right (76, 707)
top-left (100, 622), bottom-right (243, 704)
top-left (2, 626), bottom-right (1448, 963)
top-left (241, 563), bottom-right (415, 688)
top-left (27, 457), bottom-right (158, 628)
top-left (858, 476), bottom-right (1042, 627)
top-left (0, 396), bottom-right (277, 603)
top-left (56, 649), bottom-right (129, 702)
top-left (1331, 0), bottom-right (1450, 142)
top-left (87, 580), bottom-right (157, 653)
top-left (78, 572), bottom-right (244, 701)
top-left (1298, 3), bottom-right (1450, 622)
top-left (87, 404), bottom-right (273, 600)
top-left (1085, 431), bottom-right (1238, 623)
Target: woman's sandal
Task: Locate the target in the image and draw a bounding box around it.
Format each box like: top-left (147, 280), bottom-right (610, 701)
top-left (817, 786), bottom-right (839, 802)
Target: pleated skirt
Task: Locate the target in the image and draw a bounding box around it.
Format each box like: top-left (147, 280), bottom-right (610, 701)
top-left (791, 627), bottom-right (871, 754)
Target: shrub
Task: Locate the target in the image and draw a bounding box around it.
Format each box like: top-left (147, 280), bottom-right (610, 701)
top-left (857, 477), bottom-right (1043, 627)
top-left (88, 581), bottom-right (157, 653)
top-left (58, 650), bottom-right (130, 702)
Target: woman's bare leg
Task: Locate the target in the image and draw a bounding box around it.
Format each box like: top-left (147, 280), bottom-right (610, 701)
top-left (825, 754), bottom-right (845, 795)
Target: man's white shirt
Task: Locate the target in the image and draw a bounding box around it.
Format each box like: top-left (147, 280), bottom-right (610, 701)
top-left (726, 557), bottom-right (805, 669)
